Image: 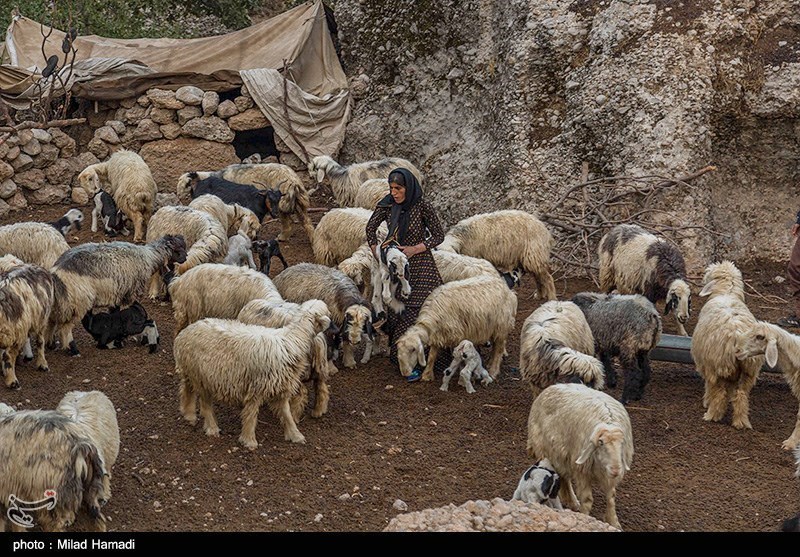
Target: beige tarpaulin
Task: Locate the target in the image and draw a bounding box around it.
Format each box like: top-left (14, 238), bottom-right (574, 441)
top-left (0, 0), bottom-right (350, 160)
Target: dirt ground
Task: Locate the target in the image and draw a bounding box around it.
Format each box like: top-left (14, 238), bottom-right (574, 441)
top-left (2, 199), bottom-right (799, 533)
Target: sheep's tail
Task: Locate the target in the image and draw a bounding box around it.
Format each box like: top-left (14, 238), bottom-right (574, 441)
top-left (135, 191), bottom-right (150, 206)
top-left (278, 179), bottom-right (300, 214)
top-left (552, 345), bottom-right (605, 391)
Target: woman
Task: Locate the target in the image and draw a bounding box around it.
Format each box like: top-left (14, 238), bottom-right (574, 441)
top-left (366, 168), bottom-right (446, 381)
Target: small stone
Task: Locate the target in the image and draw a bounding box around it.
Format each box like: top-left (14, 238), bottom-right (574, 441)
top-left (82, 378), bottom-right (90, 383)
top-left (71, 185), bottom-right (89, 205)
top-left (137, 95), bottom-right (151, 107)
top-left (202, 91), bottom-right (220, 116)
top-left (0, 161), bottom-right (13, 181)
top-left (384, 385), bottom-right (394, 390)
top-left (7, 191), bottom-right (26, 210)
top-left (30, 128), bottom-right (52, 143)
top-left (5, 146), bottom-right (20, 160)
top-left (216, 100), bottom-right (239, 119)
top-left (393, 499), bottom-right (408, 511)
top-left (338, 493), bottom-right (351, 501)
top-left (16, 130), bottom-right (33, 145)
top-left (446, 68), bottom-right (464, 80)
top-left (0, 179), bottom-right (17, 199)
top-left (134, 119), bottom-right (163, 141)
top-left (21, 138), bottom-right (41, 156)
top-left (177, 106), bottom-right (202, 126)
top-left (176, 85), bottom-right (204, 106)
top-left (234, 96), bottom-right (254, 112)
top-left (94, 126), bottom-right (120, 144)
top-left (314, 513), bottom-right (323, 522)
top-left (595, 94), bottom-right (607, 105)
top-left (87, 138), bottom-right (109, 159)
top-left (147, 88), bottom-right (185, 110)
top-left (774, 276), bottom-right (786, 284)
top-left (106, 120), bottom-right (126, 134)
top-left (246, 480), bottom-right (253, 486)
top-left (160, 123), bottom-right (182, 140)
top-left (566, 80), bottom-right (580, 90)
top-left (150, 107), bottom-right (176, 125)
top-left (153, 501), bottom-right (161, 509)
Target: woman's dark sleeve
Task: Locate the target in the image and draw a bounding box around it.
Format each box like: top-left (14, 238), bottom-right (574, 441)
top-left (422, 200), bottom-right (445, 250)
top-left (366, 206), bottom-right (389, 246)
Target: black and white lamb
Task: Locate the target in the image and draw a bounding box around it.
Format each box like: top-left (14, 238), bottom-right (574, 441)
top-left (81, 302), bottom-right (159, 353)
top-left (49, 209), bottom-right (84, 237)
top-left (90, 191), bottom-right (129, 237)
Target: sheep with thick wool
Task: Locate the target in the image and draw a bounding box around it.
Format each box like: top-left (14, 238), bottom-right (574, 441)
top-left (0, 258), bottom-right (55, 389)
top-left (49, 236), bottom-right (187, 356)
top-left (273, 263), bottom-right (374, 369)
top-left (76, 149), bottom-right (156, 243)
top-left (312, 208), bottom-right (386, 266)
top-left (238, 299), bottom-right (337, 418)
top-left (188, 194), bottom-right (261, 240)
top-left (338, 244), bottom-right (376, 290)
top-left (438, 210), bottom-right (557, 301)
top-left (599, 224), bottom-right (693, 336)
top-left (353, 178), bottom-right (390, 209)
top-left (174, 300), bottom-right (331, 450)
top-left (690, 261), bottom-right (763, 430)
top-left (308, 155), bottom-right (423, 208)
top-left (736, 321), bottom-right (800, 449)
top-left (0, 410), bottom-right (108, 532)
top-left (396, 275), bottom-right (517, 381)
top-left (168, 263), bottom-right (283, 333)
top-left (0, 221), bottom-right (70, 268)
top-left (519, 300), bottom-right (605, 400)
top-left (526, 383), bottom-right (633, 529)
top-left (571, 292), bottom-right (661, 405)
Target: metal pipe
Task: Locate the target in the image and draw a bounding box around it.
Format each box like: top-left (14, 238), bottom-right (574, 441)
top-left (651, 333), bottom-right (779, 373)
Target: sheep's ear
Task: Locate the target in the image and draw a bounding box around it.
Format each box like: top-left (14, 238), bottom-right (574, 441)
top-left (699, 280), bottom-right (716, 297)
top-left (316, 169), bottom-right (325, 183)
top-left (540, 475), bottom-right (554, 500)
top-left (417, 339), bottom-right (427, 367)
top-left (575, 438), bottom-right (596, 465)
top-left (766, 338), bottom-right (779, 368)
top-left (549, 475), bottom-right (561, 498)
top-left (664, 294), bottom-right (677, 315)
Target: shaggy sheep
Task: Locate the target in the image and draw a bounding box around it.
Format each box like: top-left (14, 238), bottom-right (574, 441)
top-left (76, 149), bottom-right (157, 243)
top-left (353, 178), bottom-right (390, 209)
top-left (49, 209), bottom-right (84, 237)
top-left (307, 155), bottom-right (423, 207)
top-left (0, 260), bottom-right (55, 389)
top-left (519, 300), bottom-right (605, 400)
top-left (174, 300), bottom-right (331, 449)
top-left (440, 340), bottom-right (493, 394)
top-left (81, 302), bottom-right (159, 353)
top-left (91, 191), bottom-right (129, 237)
top-left (189, 174), bottom-right (281, 223)
top-left (0, 402), bottom-right (14, 415)
top-left (598, 224), bottom-right (693, 336)
top-left (526, 383), bottom-right (634, 529)
top-left (438, 210), bottom-right (557, 301)
top-left (252, 238), bottom-right (288, 276)
top-left (49, 235), bottom-right (187, 356)
top-left (396, 275), bottom-right (517, 381)
top-left (735, 321), bottom-right (800, 449)
top-left (312, 208), bottom-right (386, 266)
top-left (571, 292), bottom-right (661, 405)
top-left (433, 249), bottom-right (502, 283)
top-left (273, 263), bottom-right (373, 369)
top-left (0, 221), bottom-right (70, 268)
top-left (168, 263), bottom-right (283, 333)
top-left (223, 232), bottom-right (257, 270)
top-left (512, 458), bottom-right (564, 510)
top-left (0, 410), bottom-right (108, 532)
top-left (690, 261), bottom-right (763, 430)
top-left (238, 298), bottom-right (337, 418)
top-left (188, 193), bottom-right (262, 240)
top-left (338, 244), bottom-right (375, 290)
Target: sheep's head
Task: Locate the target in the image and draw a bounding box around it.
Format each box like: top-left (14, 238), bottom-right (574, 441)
top-left (454, 339), bottom-right (477, 362)
top-left (513, 458), bottom-right (562, 505)
top-left (343, 304), bottom-right (371, 345)
top-left (666, 279), bottom-right (691, 323)
top-left (64, 208), bottom-right (84, 232)
top-left (571, 292), bottom-right (605, 310)
top-left (78, 166), bottom-right (101, 196)
top-left (300, 299), bottom-right (332, 335)
top-left (396, 329), bottom-right (427, 377)
top-left (501, 268), bottom-right (523, 289)
top-left (385, 247), bottom-right (411, 300)
top-left (308, 155), bottom-right (332, 183)
top-left (735, 321), bottom-right (778, 367)
top-left (264, 189), bottom-right (282, 219)
top-left (159, 234), bottom-right (188, 265)
top-left (699, 260), bottom-right (744, 300)
top-left (575, 423), bottom-right (630, 480)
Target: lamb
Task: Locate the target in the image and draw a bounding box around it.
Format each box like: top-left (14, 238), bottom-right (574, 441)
top-left (252, 238), bottom-right (288, 276)
top-left (273, 263), bottom-right (373, 369)
top-left (76, 149), bottom-right (157, 243)
top-left (371, 242), bottom-right (411, 317)
top-left (223, 232), bottom-right (257, 270)
top-left (526, 383), bottom-right (634, 529)
top-left (690, 261), bottom-right (763, 430)
top-left (238, 299), bottom-right (338, 418)
top-left (735, 321), bottom-right (800, 448)
top-left (168, 263), bottom-right (283, 333)
top-left (0, 221), bottom-right (70, 268)
top-left (312, 207), bottom-right (386, 266)
top-left (90, 191), bottom-right (129, 237)
top-left (188, 173), bottom-right (281, 223)
top-left (49, 209), bottom-right (84, 237)
top-left (571, 292), bottom-right (661, 405)
top-left (0, 410), bottom-right (108, 532)
top-left (353, 178), bottom-right (390, 209)
top-left (308, 155), bottom-right (423, 207)
top-left (519, 300), bottom-right (605, 400)
top-left (0, 259), bottom-right (55, 389)
top-left (174, 300), bottom-right (331, 449)
top-left (598, 224), bottom-right (693, 336)
top-left (438, 210), bottom-right (557, 300)
top-left (49, 235), bottom-right (187, 356)
top-left (396, 275), bottom-right (517, 381)
top-left (81, 302), bottom-right (160, 353)
top-left (188, 194), bottom-right (262, 240)
top-left (440, 340), bottom-right (493, 394)
top-left (511, 458), bottom-right (564, 510)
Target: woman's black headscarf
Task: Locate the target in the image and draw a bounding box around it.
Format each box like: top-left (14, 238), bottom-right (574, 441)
top-left (378, 168), bottom-right (423, 245)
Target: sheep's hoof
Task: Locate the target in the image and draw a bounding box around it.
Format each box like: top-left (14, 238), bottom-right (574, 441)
top-left (311, 410), bottom-right (325, 419)
top-left (343, 359), bottom-right (356, 369)
top-left (22, 355), bottom-right (33, 363)
top-left (68, 341), bottom-right (80, 356)
top-left (7, 380), bottom-right (20, 390)
top-left (439, 384), bottom-right (448, 392)
top-left (204, 426), bottom-right (220, 437)
top-left (240, 437), bottom-right (258, 450)
top-left (466, 386), bottom-right (476, 394)
top-left (732, 419), bottom-right (752, 430)
top-left (421, 371), bottom-right (434, 382)
top-left (287, 433), bottom-right (306, 444)
top-left (782, 438), bottom-right (799, 451)
top-left (37, 365), bottom-right (48, 372)
top-left (182, 413), bottom-right (197, 425)
top-left (702, 411), bottom-right (722, 423)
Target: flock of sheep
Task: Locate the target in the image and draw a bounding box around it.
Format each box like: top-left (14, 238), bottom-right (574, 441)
top-left (0, 146), bottom-right (798, 532)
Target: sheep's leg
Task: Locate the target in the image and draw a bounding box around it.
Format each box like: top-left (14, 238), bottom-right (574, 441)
top-left (2, 348), bottom-right (19, 389)
top-left (246, 250), bottom-right (257, 271)
top-left (289, 383), bottom-right (308, 423)
top-left (277, 214), bottom-right (293, 241)
top-left (574, 475), bottom-right (594, 516)
top-left (91, 209), bottom-right (99, 232)
top-left (131, 213), bottom-right (145, 243)
top-left (604, 485), bottom-right (621, 529)
top-left (342, 342), bottom-right (357, 369)
top-left (536, 270), bottom-right (557, 301)
top-left (32, 331), bottom-right (48, 372)
top-left (277, 396), bottom-right (306, 444)
top-left (360, 336), bottom-right (374, 364)
top-left (703, 378), bottom-right (728, 423)
top-left (421, 346), bottom-right (439, 381)
top-left (601, 353), bottom-right (616, 389)
top-left (300, 212), bottom-right (315, 243)
top-left (179, 378), bottom-right (197, 425)
top-left (701, 373), bottom-right (711, 409)
top-left (460, 366), bottom-right (476, 394)
top-left (487, 337), bottom-right (507, 379)
top-left (22, 338), bottom-right (33, 361)
top-left (731, 372), bottom-right (757, 430)
top-left (238, 398), bottom-right (261, 450)
top-left (558, 477), bottom-right (580, 512)
top-left (312, 376), bottom-right (330, 418)
top-left (440, 362), bottom-right (458, 391)
top-left (147, 272), bottom-right (164, 300)
top-left (198, 393), bottom-right (220, 437)
top-left (638, 351), bottom-right (652, 390)
top-left (620, 354), bottom-right (643, 405)
top-left (781, 402), bottom-right (800, 450)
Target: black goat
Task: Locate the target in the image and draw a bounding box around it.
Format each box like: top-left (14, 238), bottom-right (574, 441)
top-left (252, 239), bottom-right (288, 275)
top-left (190, 174), bottom-right (281, 222)
top-left (81, 302), bottom-right (160, 353)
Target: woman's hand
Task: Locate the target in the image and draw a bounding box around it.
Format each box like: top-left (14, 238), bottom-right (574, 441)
top-left (400, 243), bottom-right (425, 258)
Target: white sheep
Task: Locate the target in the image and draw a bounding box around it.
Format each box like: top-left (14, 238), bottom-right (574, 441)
top-left (598, 224), bottom-right (693, 336)
top-left (312, 207), bottom-right (386, 266)
top-left (168, 263), bottom-right (283, 333)
top-left (353, 178), bottom-right (390, 209)
top-left (222, 232), bottom-right (257, 270)
top-left (690, 261), bottom-right (763, 430)
top-left (338, 244), bottom-right (376, 290)
top-left (526, 383), bottom-right (633, 529)
top-left (188, 193), bottom-right (261, 240)
top-left (438, 210), bottom-right (557, 300)
top-left (396, 275), bottom-right (517, 381)
top-left (0, 221), bottom-right (70, 268)
top-left (440, 340), bottom-right (493, 394)
top-left (174, 300), bottom-right (331, 449)
top-left (308, 155), bottom-right (423, 207)
top-left (735, 321), bottom-right (800, 449)
top-left (76, 149), bottom-right (157, 243)
top-left (519, 300), bottom-right (605, 400)
top-left (432, 249), bottom-right (502, 283)
top-left (512, 458), bottom-right (564, 510)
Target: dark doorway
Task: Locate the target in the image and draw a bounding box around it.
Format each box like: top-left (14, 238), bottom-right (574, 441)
top-left (232, 126), bottom-right (279, 161)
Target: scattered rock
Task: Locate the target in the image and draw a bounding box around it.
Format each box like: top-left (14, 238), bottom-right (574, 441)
top-left (11, 153), bottom-right (33, 172)
top-left (150, 107), bottom-right (177, 125)
top-left (7, 191), bottom-right (27, 210)
top-left (124, 105), bottom-right (150, 125)
top-left (87, 138), bottom-right (109, 160)
top-left (393, 499), bottom-right (408, 512)
top-left (16, 130), bottom-right (33, 146)
top-left (234, 96), bottom-right (254, 112)
top-left (21, 138), bottom-right (41, 156)
top-left (134, 119), bottom-right (164, 142)
top-left (45, 158), bottom-right (75, 185)
top-left (95, 126), bottom-right (121, 144)
top-left (160, 123), bottom-right (182, 140)
top-left (15, 169), bottom-right (46, 191)
top-left (70, 185), bottom-right (89, 205)
top-left (33, 144), bottom-right (60, 169)
top-left (106, 120), bottom-right (127, 135)
top-left (177, 106), bottom-right (202, 126)
top-left (30, 129), bottom-right (52, 143)
top-left (0, 179), bottom-right (17, 199)
top-left (5, 146), bottom-right (20, 161)
top-left (0, 162), bottom-right (13, 181)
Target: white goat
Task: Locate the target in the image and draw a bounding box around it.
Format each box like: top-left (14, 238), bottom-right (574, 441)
top-left (222, 232), bottom-right (257, 269)
top-left (440, 340), bottom-right (492, 394)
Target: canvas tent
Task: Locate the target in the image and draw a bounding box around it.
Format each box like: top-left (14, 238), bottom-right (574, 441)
top-left (0, 0), bottom-right (350, 162)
